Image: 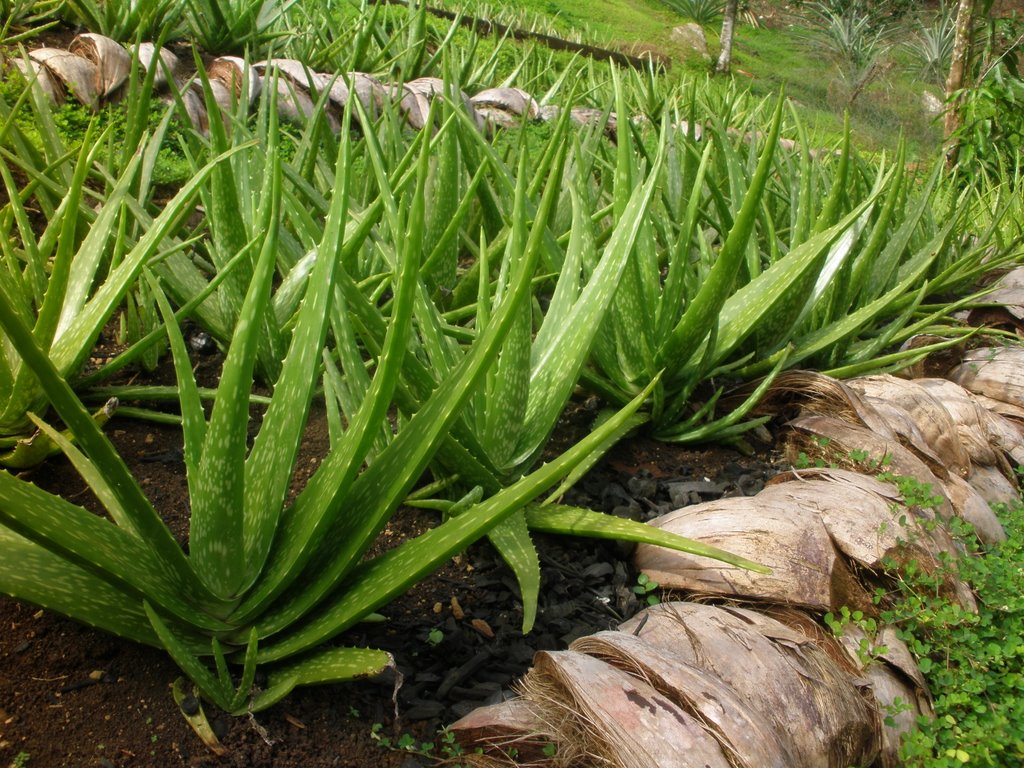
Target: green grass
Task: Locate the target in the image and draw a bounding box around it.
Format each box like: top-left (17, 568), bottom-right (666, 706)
top-left (437, 0), bottom-right (945, 157)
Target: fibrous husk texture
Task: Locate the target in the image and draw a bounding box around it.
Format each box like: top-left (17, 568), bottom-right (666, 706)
top-left (456, 360), bottom-right (1023, 767)
top-left (4, 35), bottom-right (542, 136)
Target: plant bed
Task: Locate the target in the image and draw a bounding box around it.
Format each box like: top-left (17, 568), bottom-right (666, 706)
top-left (0, 335), bottom-right (781, 768)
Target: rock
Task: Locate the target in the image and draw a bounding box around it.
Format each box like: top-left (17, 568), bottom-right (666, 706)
top-left (670, 23), bottom-right (710, 62)
top-left (921, 90), bottom-right (945, 117)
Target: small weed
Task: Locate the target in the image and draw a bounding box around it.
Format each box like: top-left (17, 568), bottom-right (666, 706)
top-left (634, 572), bottom-right (661, 606)
top-left (7, 753), bottom-right (30, 768)
top-left (882, 499), bottom-right (1024, 766)
top-left (427, 627), bottom-right (444, 647)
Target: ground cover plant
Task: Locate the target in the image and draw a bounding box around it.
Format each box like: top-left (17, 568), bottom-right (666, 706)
top-left (1, 0), bottom-right (1024, 764)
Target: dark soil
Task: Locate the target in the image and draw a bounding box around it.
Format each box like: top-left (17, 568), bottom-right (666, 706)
top-left (0, 331), bottom-right (785, 768)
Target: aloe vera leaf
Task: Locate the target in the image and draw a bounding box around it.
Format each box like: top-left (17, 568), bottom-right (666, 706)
top-left (239, 110), bottom-right (355, 590)
top-left (511, 147), bottom-right (665, 471)
top-left (249, 140), bottom-right (569, 647)
top-left (657, 94), bottom-right (786, 378)
top-left (145, 603), bottom-right (233, 711)
top-left (46, 143), bottom-right (252, 380)
top-left (0, 467), bottom-right (230, 629)
top-left (525, 505), bottom-right (770, 574)
top-left (228, 171), bottom-right (423, 627)
top-left (257, 378), bottom-right (656, 661)
top-left (0, 525), bottom-right (158, 645)
top-left (251, 647), bottom-right (394, 713)
top-left (711, 187), bottom-right (884, 369)
top-left (189, 153), bottom-right (282, 600)
top-left (486, 512), bottom-right (540, 633)
top-left (0, 286), bottom-right (226, 614)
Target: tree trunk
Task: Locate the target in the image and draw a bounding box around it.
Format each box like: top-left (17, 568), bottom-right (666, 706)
top-left (944, 0), bottom-right (976, 166)
top-left (716, 0), bottom-right (739, 75)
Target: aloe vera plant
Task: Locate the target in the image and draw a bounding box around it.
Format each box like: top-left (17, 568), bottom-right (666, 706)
top-left (0, 92), bottom-right (763, 713)
top-left (0, 71), bottom-right (251, 466)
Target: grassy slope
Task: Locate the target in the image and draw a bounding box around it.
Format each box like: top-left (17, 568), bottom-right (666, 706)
top-left (437, 0), bottom-right (944, 156)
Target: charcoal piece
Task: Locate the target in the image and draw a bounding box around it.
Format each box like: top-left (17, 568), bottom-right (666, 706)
top-left (403, 699), bottom-right (445, 720)
top-left (627, 472), bottom-right (659, 499)
top-left (581, 561), bottom-right (614, 579)
top-left (437, 650), bottom-right (492, 698)
top-left (667, 480), bottom-right (725, 507)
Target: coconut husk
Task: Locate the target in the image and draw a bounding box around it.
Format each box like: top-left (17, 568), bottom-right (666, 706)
top-left (571, 631), bottom-right (795, 768)
top-left (132, 43), bottom-right (179, 89)
top-left (970, 392), bottom-right (1024, 436)
top-left (785, 414), bottom-right (954, 510)
top-left (760, 370), bottom-right (897, 440)
top-left (965, 266), bottom-right (1024, 329)
top-left (853, 393), bottom-right (948, 472)
top-left (69, 33), bottom-right (130, 100)
top-left (834, 625), bottom-right (932, 768)
top-left (968, 463), bottom-right (1021, 509)
top-left (474, 106), bottom-right (523, 130)
top-left (519, 649), bottom-right (732, 768)
top-left (263, 72), bottom-right (319, 127)
top-left (568, 107), bottom-right (617, 140)
top-left (256, 59), bottom-right (348, 126)
top-left (29, 48), bottom-right (98, 110)
top-left (347, 72), bottom-right (387, 123)
top-left (634, 492), bottom-right (840, 610)
top-left (470, 87), bottom-right (539, 119)
top-left (913, 378), bottom-right (1024, 470)
top-left (449, 698), bottom-right (556, 765)
top-left (950, 347), bottom-right (1024, 410)
top-left (171, 85), bottom-right (210, 133)
top-left (943, 473), bottom-right (1007, 544)
top-left (616, 602), bottom-right (881, 768)
top-left (10, 57), bottom-right (63, 103)
top-left (208, 56), bottom-right (261, 105)
top-left (673, 120), bottom-right (704, 140)
top-left (846, 375), bottom-right (971, 478)
top-left (398, 77), bottom-right (481, 131)
top-left (897, 334), bottom-right (969, 379)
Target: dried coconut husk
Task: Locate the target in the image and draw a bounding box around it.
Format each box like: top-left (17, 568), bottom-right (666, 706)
top-left (834, 625), bottom-right (933, 768)
top-left (950, 347), bottom-right (1024, 411)
top-left (470, 87), bottom-right (540, 119)
top-left (568, 107), bottom-right (617, 140)
top-left (29, 48), bottom-right (98, 110)
top-left (348, 72), bottom-right (387, 123)
top-left (637, 467), bottom-right (974, 612)
top-left (263, 72), bottom-right (318, 127)
top-left (846, 375), bottom-right (972, 477)
top-left (897, 334), bottom-right (968, 379)
top-left (9, 57), bottom-right (63, 103)
top-left (173, 84), bottom-right (211, 133)
top-left (570, 631), bottom-right (795, 768)
top-left (913, 378), bottom-right (1024, 470)
top-left (519, 650), bottom-right (732, 768)
top-left (964, 266), bottom-right (1024, 330)
top-left (399, 77), bottom-right (481, 131)
top-left (968, 463), bottom-right (1021, 509)
top-left (69, 33), bottom-right (130, 100)
top-left (786, 414), bottom-right (954, 510)
top-left (943, 473), bottom-right (1007, 544)
top-left (758, 370), bottom-right (897, 439)
top-left (256, 60), bottom-right (348, 128)
top-left (132, 43), bottom-right (179, 89)
top-left (616, 602), bottom-right (882, 768)
top-left (449, 698), bottom-right (556, 766)
top-left (853, 393), bottom-right (948, 471)
top-left (634, 492), bottom-right (843, 611)
top-left (208, 56), bottom-right (261, 106)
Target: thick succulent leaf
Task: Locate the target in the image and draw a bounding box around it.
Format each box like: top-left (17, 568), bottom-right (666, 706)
top-left (0, 525), bottom-right (158, 645)
top-left (658, 94), bottom-right (785, 377)
top-left (189, 157), bottom-right (282, 601)
top-left (0, 280), bottom-right (222, 612)
top-left (487, 512), bottom-right (540, 633)
top-left (525, 505), bottom-right (770, 574)
top-left (256, 378), bottom-right (656, 662)
top-left (253, 647), bottom-right (394, 713)
top-left (0, 467), bottom-right (229, 630)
